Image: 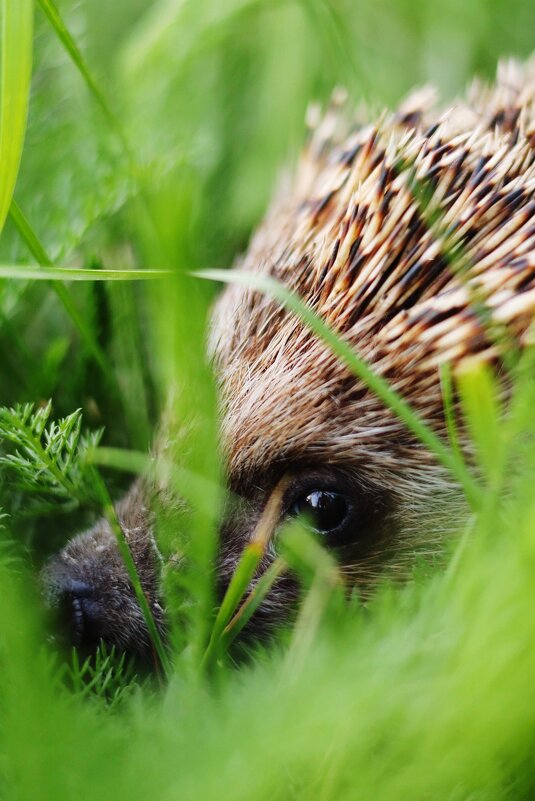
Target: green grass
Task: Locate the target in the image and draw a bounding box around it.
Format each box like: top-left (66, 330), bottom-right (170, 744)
top-left (1, 1), bottom-right (535, 799)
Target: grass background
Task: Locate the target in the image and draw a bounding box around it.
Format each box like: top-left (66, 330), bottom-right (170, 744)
top-left (1, 1), bottom-right (535, 799)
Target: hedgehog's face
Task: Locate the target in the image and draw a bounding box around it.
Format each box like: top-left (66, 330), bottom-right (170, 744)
top-left (42, 291), bottom-right (459, 658)
top-left (42, 463), bottom-right (399, 658)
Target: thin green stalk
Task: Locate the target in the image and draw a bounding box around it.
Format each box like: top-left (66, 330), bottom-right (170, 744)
top-left (0, 264), bottom-right (169, 281)
top-left (202, 545), bottom-right (265, 670)
top-left (439, 362), bottom-right (463, 467)
top-left (90, 467), bottom-right (171, 679)
top-left (9, 201), bottom-right (117, 387)
top-left (201, 476), bottom-right (291, 670)
top-left (220, 557), bottom-right (287, 650)
top-left (36, 0), bottom-right (179, 311)
top-left (197, 268), bottom-right (482, 509)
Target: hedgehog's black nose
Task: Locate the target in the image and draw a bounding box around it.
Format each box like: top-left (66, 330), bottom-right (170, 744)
top-left (56, 580), bottom-right (102, 647)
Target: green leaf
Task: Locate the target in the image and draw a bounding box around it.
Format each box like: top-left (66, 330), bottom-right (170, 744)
top-left (0, 0), bottom-right (33, 235)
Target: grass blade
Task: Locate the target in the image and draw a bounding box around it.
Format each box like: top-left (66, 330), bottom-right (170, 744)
top-left (282, 525), bottom-right (344, 673)
top-left (0, 265), bottom-right (168, 281)
top-left (89, 468), bottom-right (171, 679)
top-left (439, 362), bottom-right (463, 466)
top-left (8, 201), bottom-right (118, 388)
top-left (457, 361), bottom-right (504, 486)
top-left (0, 0), bottom-right (33, 235)
top-left (36, 0), bottom-right (128, 152)
top-left (202, 476), bottom-right (291, 670)
top-left (219, 557), bottom-right (287, 650)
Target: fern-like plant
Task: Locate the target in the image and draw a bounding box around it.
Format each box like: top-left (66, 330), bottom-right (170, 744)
top-left (0, 401), bottom-right (102, 513)
top-left (59, 643), bottom-right (147, 710)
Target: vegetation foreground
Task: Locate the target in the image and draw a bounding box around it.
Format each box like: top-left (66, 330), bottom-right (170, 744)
top-left (1, 1), bottom-right (535, 799)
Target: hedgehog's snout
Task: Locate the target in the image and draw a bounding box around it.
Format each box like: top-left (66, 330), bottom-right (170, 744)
top-left (42, 504), bottom-right (164, 658)
top-left (52, 578), bottom-right (102, 648)
top-left (42, 548), bottom-right (138, 654)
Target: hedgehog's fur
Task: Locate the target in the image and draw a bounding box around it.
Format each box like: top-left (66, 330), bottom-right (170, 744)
top-left (45, 58), bottom-right (535, 657)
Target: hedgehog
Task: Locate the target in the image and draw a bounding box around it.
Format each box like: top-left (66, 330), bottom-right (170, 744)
top-left (43, 57), bottom-right (535, 659)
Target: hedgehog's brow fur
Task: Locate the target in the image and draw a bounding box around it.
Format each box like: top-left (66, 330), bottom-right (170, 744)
top-left (46, 57), bottom-right (535, 655)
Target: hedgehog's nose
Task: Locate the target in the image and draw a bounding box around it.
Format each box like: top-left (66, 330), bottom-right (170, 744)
top-left (56, 580), bottom-right (102, 647)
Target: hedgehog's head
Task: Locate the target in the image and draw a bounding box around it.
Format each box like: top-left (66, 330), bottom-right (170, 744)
top-left (43, 58), bottom-right (535, 657)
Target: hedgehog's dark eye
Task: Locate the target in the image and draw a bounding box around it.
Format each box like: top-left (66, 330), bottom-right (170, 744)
top-left (290, 490), bottom-right (350, 536)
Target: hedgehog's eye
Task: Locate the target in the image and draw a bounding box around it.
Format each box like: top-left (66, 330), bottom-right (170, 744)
top-left (289, 490), bottom-right (350, 536)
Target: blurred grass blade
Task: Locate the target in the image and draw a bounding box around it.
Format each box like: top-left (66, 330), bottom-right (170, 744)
top-left (281, 524), bottom-right (345, 672)
top-left (0, 0), bottom-right (33, 236)
top-left (87, 446), bottom-right (150, 474)
top-left (298, 0), bottom-right (370, 99)
top-left (36, 0), bottom-right (127, 150)
top-left (88, 446), bottom-right (222, 510)
top-left (457, 361), bottom-right (504, 485)
top-left (198, 268), bottom-right (482, 508)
